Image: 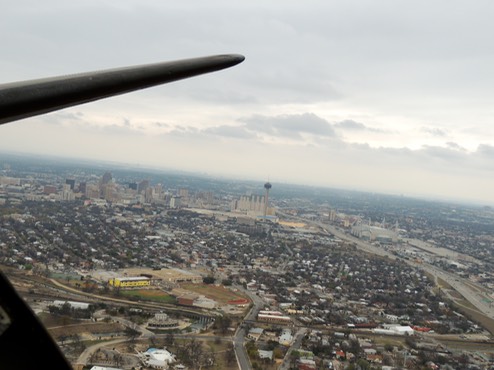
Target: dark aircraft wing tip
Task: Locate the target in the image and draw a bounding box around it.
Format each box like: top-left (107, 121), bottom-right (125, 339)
top-left (0, 53), bottom-right (245, 125)
top-left (213, 53), bottom-right (245, 60)
top-left (221, 53), bottom-right (246, 63)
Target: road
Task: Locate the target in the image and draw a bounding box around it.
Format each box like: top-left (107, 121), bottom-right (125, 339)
top-left (233, 285), bottom-right (265, 370)
top-left (278, 328), bottom-right (307, 370)
top-left (278, 211), bottom-right (494, 322)
top-left (327, 222), bottom-right (494, 320)
top-left (76, 338), bottom-right (128, 366)
top-left (76, 311), bottom-right (154, 366)
top-left (419, 264), bottom-right (494, 319)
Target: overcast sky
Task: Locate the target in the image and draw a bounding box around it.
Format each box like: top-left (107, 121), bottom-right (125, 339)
top-left (2, 1), bottom-right (494, 205)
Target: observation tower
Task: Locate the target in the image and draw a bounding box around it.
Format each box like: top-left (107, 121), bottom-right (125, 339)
top-left (264, 181), bottom-right (272, 217)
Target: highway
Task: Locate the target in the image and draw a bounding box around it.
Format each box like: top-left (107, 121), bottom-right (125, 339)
top-left (326, 222), bottom-right (494, 320)
top-left (419, 264), bottom-right (494, 319)
top-left (278, 211), bottom-right (494, 322)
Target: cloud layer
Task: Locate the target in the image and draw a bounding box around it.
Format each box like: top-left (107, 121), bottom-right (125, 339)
top-left (2, 1), bottom-right (494, 204)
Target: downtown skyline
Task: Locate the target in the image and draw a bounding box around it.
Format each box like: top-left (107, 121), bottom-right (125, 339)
top-left (2, 1), bottom-right (494, 204)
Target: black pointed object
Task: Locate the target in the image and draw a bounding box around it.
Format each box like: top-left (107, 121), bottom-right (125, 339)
top-left (0, 271), bottom-right (72, 369)
top-left (0, 54), bottom-right (245, 125)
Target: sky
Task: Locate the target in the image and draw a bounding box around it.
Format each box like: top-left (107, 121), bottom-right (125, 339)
top-left (2, 1), bottom-right (494, 205)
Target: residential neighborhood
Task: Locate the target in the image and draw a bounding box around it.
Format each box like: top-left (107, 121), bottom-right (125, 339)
top-left (0, 155), bottom-right (493, 369)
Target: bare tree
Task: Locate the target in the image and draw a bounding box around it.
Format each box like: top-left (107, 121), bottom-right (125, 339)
top-left (124, 326), bottom-right (140, 342)
top-left (149, 335), bottom-right (158, 348)
top-left (225, 343), bottom-right (236, 365)
top-left (177, 339), bottom-right (205, 368)
top-left (187, 339), bottom-right (204, 365)
top-left (113, 353), bottom-right (123, 367)
top-left (71, 333), bottom-right (86, 351)
top-left (165, 332), bottom-right (175, 348)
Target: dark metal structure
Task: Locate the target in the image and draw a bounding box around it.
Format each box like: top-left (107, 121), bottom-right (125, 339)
top-left (0, 272), bottom-right (73, 369)
top-left (0, 54), bottom-right (244, 125)
top-left (0, 54), bottom-right (244, 369)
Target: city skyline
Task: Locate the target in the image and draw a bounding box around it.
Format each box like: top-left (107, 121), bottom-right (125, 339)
top-left (1, 141), bottom-right (494, 368)
top-left (2, 1), bottom-right (494, 204)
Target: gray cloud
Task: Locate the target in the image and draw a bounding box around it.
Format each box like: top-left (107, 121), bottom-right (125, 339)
top-left (167, 126), bottom-right (203, 139)
top-left (153, 122), bottom-right (170, 128)
top-left (239, 113), bottom-right (336, 139)
top-left (334, 119), bottom-right (387, 133)
top-left (204, 125), bottom-right (258, 139)
top-left (476, 144), bottom-right (494, 158)
top-left (36, 111), bottom-right (84, 126)
top-left (420, 145), bottom-right (467, 162)
top-left (335, 120), bottom-right (366, 130)
top-left (96, 123), bottom-right (145, 137)
top-left (446, 142), bottom-right (466, 151)
top-left (421, 127), bottom-right (448, 137)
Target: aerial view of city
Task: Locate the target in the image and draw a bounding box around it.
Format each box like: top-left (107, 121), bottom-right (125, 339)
top-left (0, 153), bottom-right (493, 369)
top-left (2, 1), bottom-right (494, 370)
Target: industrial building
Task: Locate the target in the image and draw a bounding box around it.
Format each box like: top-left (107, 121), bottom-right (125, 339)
top-left (351, 223), bottom-right (398, 244)
top-left (231, 194), bottom-right (275, 217)
top-left (373, 325), bottom-right (414, 336)
top-left (177, 294), bottom-right (217, 309)
top-left (108, 276), bottom-right (150, 288)
top-left (52, 300), bottom-right (90, 310)
top-left (257, 310), bottom-right (292, 324)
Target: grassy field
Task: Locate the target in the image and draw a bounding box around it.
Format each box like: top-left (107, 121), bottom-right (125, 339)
top-left (50, 272), bottom-right (80, 281)
top-left (48, 321), bottom-right (126, 339)
top-left (451, 302), bottom-right (494, 335)
top-left (453, 295), bottom-right (482, 312)
top-left (51, 275), bottom-right (81, 287)
top-left (38, 312), bottom-right (81, 327)
top-left (435, 338), bottom-right (494, 354)
top-left (432, 275), bottom-right (494, 335)
top-left (437, 277), bottom-right (453, 290)
top-left (181, 283), bottom-right (249, 304)
top-left (38, 313), bottom-right (126, 341)
top-left (119, 289), bottom-right (177, 304)
top-left (372, 337), bottom-right (406, 348)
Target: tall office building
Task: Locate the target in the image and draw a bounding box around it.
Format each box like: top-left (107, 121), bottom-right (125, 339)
top-left (79, 182), bottom-right (87, 195)
top-left (170, 196), bottom-right (181, 208)
top-left (178, 188), bottom-right (189, 199)
top-left (100, 172), bottom-right (113, 198)
top-left (43, 185), bottom-right (57, 195)
top-left (233, 194), bottom-right (265, 215)
top-left (138, 180), bottom-right (149, 194)
top-left (102, 183), bottom-right (117, 202)
top-left (61, 184), bottom-right (75, 201)
top-left (101, 172), bottom-right (112, 185)
top-left (65, 178), bottom-right (75, 190)
top-left (145, 187), bottom-right (154, 203)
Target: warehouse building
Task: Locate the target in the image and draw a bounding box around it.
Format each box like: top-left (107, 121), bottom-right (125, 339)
top-left (108, 276), bottom-right (150, 288)
top-left (257, 310), bottom-right (292, 324)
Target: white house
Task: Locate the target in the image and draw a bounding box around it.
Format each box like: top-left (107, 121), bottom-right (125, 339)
top-left (279, 329), bottom-right (293, 346)
top-left (139, 348), bottom-right (175, 369)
